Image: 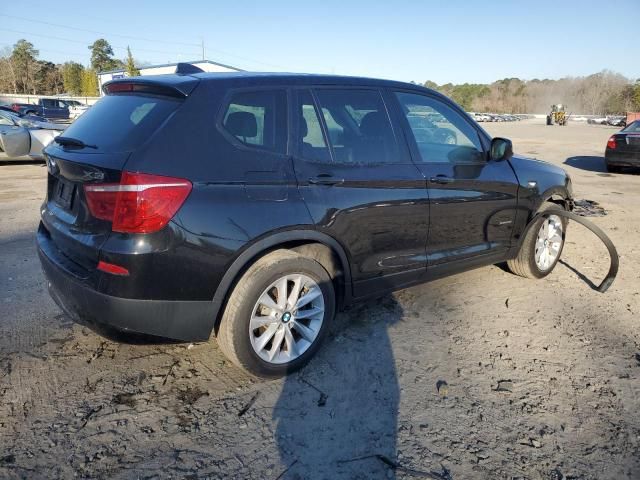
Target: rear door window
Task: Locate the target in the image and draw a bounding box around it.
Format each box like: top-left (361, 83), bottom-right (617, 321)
top-left (314, 89), bottom-right (401, 165)
top-left (59, 94), bottom-right (181, 152)
top-left (221, 90), bottom-right (286, 154)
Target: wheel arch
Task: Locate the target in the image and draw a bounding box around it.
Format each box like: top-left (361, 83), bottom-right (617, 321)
top-left (208, 229), bottom-right (353, 337)
top-left (534, 186), bottom-right (572, 214)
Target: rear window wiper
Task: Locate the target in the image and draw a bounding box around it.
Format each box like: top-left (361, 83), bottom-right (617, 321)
top-left (54, 136), bottom-right (98, 149)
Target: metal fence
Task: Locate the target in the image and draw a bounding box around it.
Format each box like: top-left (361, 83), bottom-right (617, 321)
top-left (0, 93), bottom-right (100, 106)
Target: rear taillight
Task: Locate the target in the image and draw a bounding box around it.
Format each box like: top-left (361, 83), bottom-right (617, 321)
top-left (607, 136), bottom-right (617, 149)
top-left (84, 171), bottom-right (192, 233)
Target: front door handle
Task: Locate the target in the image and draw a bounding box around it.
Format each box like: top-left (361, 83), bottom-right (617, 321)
top-left (308, 174), bottom-right (344, 186)
top-left (429, 175), bottom-right (455, 184)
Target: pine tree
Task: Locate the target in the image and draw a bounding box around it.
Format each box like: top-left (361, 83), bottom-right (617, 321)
top-left (81, 68), bottom-right (99, 96)
top-left (125, 46), bottom-right (140, 77)
top-left (62, 62), bottom-right (84, 95)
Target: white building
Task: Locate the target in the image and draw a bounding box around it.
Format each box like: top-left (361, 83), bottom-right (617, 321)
top-left (97, 59), bottom-right (242, 95)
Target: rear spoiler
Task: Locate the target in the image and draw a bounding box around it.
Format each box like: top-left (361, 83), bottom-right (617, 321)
top-left (103, 71), bottom-right (200, 98)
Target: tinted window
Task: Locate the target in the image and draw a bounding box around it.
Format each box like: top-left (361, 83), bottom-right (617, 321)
top-left (396, 92), bottom-right (484, 164)
top-left (222, 90), bottom-right (286, 154)
top-left (314, 89), bottom-right (400, 164)
top-left (297, 90), bottom-right (331, 163)
top-left (60, 94), bottom-right (181, 153)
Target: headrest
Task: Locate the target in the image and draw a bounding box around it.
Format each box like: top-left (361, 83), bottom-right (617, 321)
top-left (225, 111), bottom-right (257, 138)
top-left (359, 111), bottom-right (387, 137)
top-left (300, 116), bottom-right (308, 138)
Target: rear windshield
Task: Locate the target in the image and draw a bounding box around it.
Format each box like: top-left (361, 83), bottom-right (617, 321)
top-left (623, 121), bottom-right (640, 133)
top-left (60, 94), bottom-right (181, 152)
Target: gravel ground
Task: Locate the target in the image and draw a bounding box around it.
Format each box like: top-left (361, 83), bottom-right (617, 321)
top-left (1, 120), bottom-right (639, 479)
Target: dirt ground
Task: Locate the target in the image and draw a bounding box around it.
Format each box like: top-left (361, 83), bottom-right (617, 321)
top-left (1, 120), bottom-right (639, 480)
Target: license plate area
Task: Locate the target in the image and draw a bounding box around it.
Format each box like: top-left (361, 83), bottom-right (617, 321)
top-left (53, 178), bottom-right (76, 210)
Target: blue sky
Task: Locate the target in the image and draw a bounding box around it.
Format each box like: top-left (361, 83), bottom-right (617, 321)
top-left (1, 0), bottom-right (638, 84)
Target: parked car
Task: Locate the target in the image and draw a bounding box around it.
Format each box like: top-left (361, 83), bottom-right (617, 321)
top-left (0, 105), bottom-right (48, 122)
top-left (37, 71), bottom-right (573, 377)
top-left (607, 116), bottom-right (626, 128)
top-left (473, 113), bottom-right (491, 122)
top-left (10, 98), bottom-right (70, 120)
top-left (605, 120), bottom-right (640, 172)
top-left (587, 116), bottom-right (608, 125)
top-left (0, 110), bottom-right (65, 161)
top-left (61, 99), bottom-right (90, 119)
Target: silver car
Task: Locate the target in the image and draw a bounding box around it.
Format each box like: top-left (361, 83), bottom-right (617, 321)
top-left (0, 110), bottom-right (65, 161)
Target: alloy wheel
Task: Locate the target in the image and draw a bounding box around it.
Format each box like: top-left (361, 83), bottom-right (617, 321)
top-left (535, 214), bottom-right (563, 271)
top-left (249, 274), bottom-right (325, 364)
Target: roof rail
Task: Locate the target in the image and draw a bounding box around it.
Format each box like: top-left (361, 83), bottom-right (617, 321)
top-left (175, 63), bottom-right (205, 75)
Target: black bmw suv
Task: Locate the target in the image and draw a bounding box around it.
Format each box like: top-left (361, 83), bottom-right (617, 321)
top-left (38, 69), bottom-right (573, 377)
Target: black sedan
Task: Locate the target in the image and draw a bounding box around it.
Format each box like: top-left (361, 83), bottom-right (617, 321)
top-left (605, 120), bottom-right (640, 172)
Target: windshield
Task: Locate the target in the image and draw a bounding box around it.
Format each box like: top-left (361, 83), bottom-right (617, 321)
top-left (60, 94), bottom-right (181, 152)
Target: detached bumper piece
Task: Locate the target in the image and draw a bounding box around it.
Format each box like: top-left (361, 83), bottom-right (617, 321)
top-left (531, 210), bottom-right (619, 293)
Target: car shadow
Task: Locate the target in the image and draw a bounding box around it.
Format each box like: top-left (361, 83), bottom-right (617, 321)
top-left (564, 156), bottom-right (606, 173)
top-left (273, 294), bottom-right (403, 479)
top-left (0, 159), bottom-right (46, 166)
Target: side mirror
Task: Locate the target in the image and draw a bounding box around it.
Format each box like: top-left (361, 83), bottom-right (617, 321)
top-left (490, 137), bottom-right (513, 161)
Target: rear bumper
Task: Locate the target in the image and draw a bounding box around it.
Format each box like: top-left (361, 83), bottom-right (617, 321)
top-left (37, 230), bottom-right (215, 342)
top-left (605, 151), bottom-right (640, 166)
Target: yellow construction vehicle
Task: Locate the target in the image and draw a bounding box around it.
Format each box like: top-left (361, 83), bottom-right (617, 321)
top-left (546, 104), bottom-right (568, 126)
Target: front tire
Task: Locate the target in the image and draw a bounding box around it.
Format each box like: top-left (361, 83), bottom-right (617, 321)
top-left (216, 249), bottom-right (335, 378)
top-left (507, 202), bottom-right (566, 279)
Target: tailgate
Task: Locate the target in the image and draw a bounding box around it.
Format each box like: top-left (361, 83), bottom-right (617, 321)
top-left (42, 148), bottom-right (130, 271)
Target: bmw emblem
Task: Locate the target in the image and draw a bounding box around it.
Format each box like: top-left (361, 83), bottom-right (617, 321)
top-left (282, 312), bottom-right (292, 323)
top-left (45, 154), bottom-right (58, 175)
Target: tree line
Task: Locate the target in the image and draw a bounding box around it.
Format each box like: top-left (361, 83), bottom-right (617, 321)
top-left (421, 72), bottom-right (640, 115)
top-left (2, 36), bottom-right (639, 113)
top-left (0, 39), bottom-right (140, 97)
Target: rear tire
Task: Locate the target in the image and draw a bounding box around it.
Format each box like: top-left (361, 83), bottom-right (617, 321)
top-left (606, 163), bottom-right (621, 173)
top-left (507, 202), bottom-right (566, 279)
top-left (216, 249), bottom-right (335, 378)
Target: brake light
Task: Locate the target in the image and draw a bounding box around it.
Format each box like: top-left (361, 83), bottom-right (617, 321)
top-left (607, 136), bottom-right (617, 149)
top-left (84, 171), bottom-right (192, 233)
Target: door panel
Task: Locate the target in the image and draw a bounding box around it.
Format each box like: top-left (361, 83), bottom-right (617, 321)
top-left (393, 91), bottom-right (519, 265)
top-left (424, 161), bottom-right (519, 264)
top-left (298, 162), bottom-right (429, 290)
top-left (292, 88), bottom-right (429, 297)
top-left (0, 126), bottom-right (31, 158)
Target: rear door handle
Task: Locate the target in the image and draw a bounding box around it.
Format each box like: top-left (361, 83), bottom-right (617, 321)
top-left (308, 175), bottom-right (344, 186)
top-left (429, 175), bottom-right (455, 184)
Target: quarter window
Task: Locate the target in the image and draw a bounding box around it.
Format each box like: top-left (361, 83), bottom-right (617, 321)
top-left (222, 90), bottom-right (286, 153)
top-left (314, 89), bottom-right (400, 164)
top-left (395, 92), bottom-right (484, 164)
